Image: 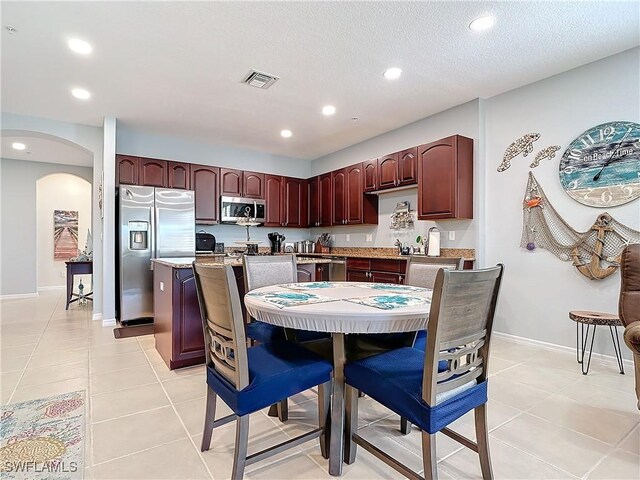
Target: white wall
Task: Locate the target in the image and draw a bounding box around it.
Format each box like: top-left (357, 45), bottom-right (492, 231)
top-left (310, 100), bottom-right (482, 252)
top-left (37, 173), bottom-right (92, 289)
top-left (1, 113), bottom-right (104, 316)
top-left (484, 48), bottom-right (640, 360)
top-left (117, 126), bottom-right (311, 178)
top-left (1, 159), bottom-right (93, 296)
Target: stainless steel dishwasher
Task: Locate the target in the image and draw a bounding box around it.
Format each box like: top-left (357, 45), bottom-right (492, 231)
top-left (328, 257), bottom-right (347, 281)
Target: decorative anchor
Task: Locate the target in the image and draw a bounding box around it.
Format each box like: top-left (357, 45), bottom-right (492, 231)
top-left (571, 214), bottom-right (619, 280)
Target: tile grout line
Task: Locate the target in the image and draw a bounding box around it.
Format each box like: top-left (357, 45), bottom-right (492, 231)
top-left (91, 437), bottom-right (188, 468)
top-left (136, 336), bottom-right (215, 480)
top-left (579, 420), bottom-right (640, 480)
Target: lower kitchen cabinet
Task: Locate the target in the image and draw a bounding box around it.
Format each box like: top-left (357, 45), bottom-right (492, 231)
top-left (153, 264), bottom-right (205, 369)
top-left (346, 258), bottom-right (406, 284)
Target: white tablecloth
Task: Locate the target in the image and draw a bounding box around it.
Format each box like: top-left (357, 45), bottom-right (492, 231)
top-left (244, 282), bottom-right (432, 334)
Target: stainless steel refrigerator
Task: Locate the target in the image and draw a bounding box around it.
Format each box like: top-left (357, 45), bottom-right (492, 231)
top-left (118, 185), bottom-right (195, 324)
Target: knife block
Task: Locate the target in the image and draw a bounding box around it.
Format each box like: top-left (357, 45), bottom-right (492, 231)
top-left (315, 242), bottom-right (330, 254)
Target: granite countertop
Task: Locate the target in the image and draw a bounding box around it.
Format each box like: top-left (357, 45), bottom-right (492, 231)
top-left (152, 256), bottom-right (332, 269)
top-left (300, 247), bottom-right (475, 261)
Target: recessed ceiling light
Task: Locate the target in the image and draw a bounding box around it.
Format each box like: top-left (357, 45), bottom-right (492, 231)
top-left (469, 15), bottom-right (495, 32)
top-left (280, 129), bottom-right (292, 138)
top-left (383, 67), bottom-right (402, 80)
top-left (68, 38), bottom-right (92, 55)
top-left (71, 88), bottom-right (91, 100)
top-left (12, 142), bottom-right (26, 151)
top-left (322, 105), bottom-right (336, 116)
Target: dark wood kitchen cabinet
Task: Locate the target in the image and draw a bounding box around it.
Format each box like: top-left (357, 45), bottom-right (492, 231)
top-left (243, 171), bottom-right (264, 199)
top-left (116, 155), bottom-right (139, 186)
top-left (346, 257), bottom-right (406, 284)
top-left (378, 153), bottom-right (398, 189)
top-left (168, 162), bottom-right (190, 189)
top-left (139, 157), bottom-right (168, 187)
top-left (220, 168), bottom-right (242, 197)
top-left (398, 147), bottom-right (418, 186)
top-left (333, 163), bottom-right (378, 226)
top-left (282, 177), bottom-right (308, 228)
top-left (221, 169), bottom-right (265, 199)
top-left (332, 168), bottom-right (347, 225)
top-left (264, 174), bottom-right (284, 227)
top-left (363, 159), bottom-right (378, 192)
top-left (417, 135), bottom-right (473, 220)
top-left (191, 164), bottom-right (220, 224)
top-left (153, 263), bottom-right (205, 369)
top-left (308, 174), bottom-right (333, 227)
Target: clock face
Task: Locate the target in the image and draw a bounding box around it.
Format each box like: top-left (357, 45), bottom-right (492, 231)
top-left (559, 121), bottom-right (640, 207)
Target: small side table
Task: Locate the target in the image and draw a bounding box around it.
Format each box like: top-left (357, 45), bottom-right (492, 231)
top-left (569, 310), bottom-right (625, 375)
top-left (65, 261), bottom-right (93, 310)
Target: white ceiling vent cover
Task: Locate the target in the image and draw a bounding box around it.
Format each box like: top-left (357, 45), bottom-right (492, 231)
top-left (242, 70), bottom-right (279, 89)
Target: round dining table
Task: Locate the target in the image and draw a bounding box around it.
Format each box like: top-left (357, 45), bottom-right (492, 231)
top-left (244, 281), bottom-right (432, 476)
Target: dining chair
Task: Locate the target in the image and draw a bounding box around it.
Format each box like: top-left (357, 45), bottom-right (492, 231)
top-left (243, 254), bottom-right (331, 421)
top-left (343, 265), bottom-right (504, 480)
top-left (193, 262), bottom-right (333, 480)
top-left (400, 256), bottom-right (464, 434)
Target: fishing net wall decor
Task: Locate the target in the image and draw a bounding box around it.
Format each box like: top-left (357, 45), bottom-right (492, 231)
top-left (521, 172), bottom-right (640, 280)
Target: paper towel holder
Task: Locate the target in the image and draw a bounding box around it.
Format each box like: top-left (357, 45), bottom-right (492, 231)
top-left (426, 227), bottom-right (441, 257)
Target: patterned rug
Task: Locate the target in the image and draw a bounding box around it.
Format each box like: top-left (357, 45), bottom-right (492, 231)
top-left (0, 391), bottom-right (85, 479)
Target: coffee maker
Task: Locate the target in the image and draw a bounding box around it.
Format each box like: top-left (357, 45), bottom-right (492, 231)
top-left (268, 232), bottom-right (285, 254)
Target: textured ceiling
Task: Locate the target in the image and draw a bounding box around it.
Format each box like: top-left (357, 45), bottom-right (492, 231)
top-left (1, 1), bottom-right (638, 160)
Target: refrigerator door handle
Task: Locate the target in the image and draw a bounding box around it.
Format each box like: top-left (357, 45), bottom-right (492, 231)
top-left (153, 206), bottom-right (160, 259)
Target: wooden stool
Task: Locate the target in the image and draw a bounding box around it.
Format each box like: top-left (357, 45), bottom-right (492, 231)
top-left (569, 310), bottom-right (625, 375)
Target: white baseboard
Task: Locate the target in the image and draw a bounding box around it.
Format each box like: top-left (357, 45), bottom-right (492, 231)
top-left (102, 317), bottom-right (116, 327)
top-left (493, 331), bottom-right (634, 367)
top-left (38, 286), bottom-right (65, 291)
top-left (92, 313), bottom-right (103, 321)
top-left (1, 292), bottom-right (38, 300)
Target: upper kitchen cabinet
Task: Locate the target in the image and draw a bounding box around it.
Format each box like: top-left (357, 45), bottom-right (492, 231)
top-left (243, 171), bottom-right (264, 199)
top-left (139, 157), bottom-right (168, 187)
top-left (265, 175), bottom-right (307, 228)
top-left (309, 173), bottom-right (333, 227)
top-left (377, 153), bottom-right (398, 189)
top-left (168, 162), bottom-right (190, 189)
top-left (190, 165), bottom-right (220, 224)
top-left (417, 135), bottom-right (473, 220)
top-left (375, 147), bottom-right (418, 191)
top-left (333, 163), bottom-right (378, 226)
top-left (264, 174), bottom-right (284, 227)
top-left (398, 147), bottom-right (418, 186)
top-left (220, 168), bottom-right (242, 197)
top-left (221, 169), bottom-right (264, 199)
top-left (363, 159), bottom-right (377, 192)
top-left (116, 155), bottom-right (139, 185)
top-left (282, 177), bottom-right (308, 228)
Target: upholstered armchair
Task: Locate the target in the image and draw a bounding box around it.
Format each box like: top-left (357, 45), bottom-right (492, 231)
top-left (619, 244), bottom-right (640, 409)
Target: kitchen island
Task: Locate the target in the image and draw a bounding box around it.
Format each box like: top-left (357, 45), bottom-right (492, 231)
top-left (151, 256), bottom-right (331, 369)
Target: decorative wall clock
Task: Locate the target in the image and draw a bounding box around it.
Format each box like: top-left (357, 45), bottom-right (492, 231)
top-left (559, 121), bottom-right (640, 207)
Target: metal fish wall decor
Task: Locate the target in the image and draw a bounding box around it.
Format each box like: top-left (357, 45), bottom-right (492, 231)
top-left (497, 133), bottom-right (540, 172)
top-left (529, 145), bottom-right (561, 168)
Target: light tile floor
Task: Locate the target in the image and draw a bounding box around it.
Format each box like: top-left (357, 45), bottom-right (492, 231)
top-left (1, 291), bottom-right (638, 479)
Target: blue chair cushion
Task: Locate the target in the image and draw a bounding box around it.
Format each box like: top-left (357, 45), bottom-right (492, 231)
top-left (246, 321), bottom-right (286, 343)
top-left (413, 330), bottom-right (427, 350)
top-left (207, 340), bottom-right (332, 416)
top-left (345, 347), bottom-right (487, 434)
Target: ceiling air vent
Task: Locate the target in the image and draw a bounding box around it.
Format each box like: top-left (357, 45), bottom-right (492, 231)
top-left (242, 70), bottom-right (279, 89)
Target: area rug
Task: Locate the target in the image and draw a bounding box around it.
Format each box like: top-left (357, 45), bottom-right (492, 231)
top-left (0, 390), bottom-right (85, 479)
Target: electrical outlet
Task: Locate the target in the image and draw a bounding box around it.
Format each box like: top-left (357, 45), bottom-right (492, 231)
top-left (331, 234), bottom-right (336, 242)
top-left (366, 234), bottom-right (373, 242)
top-left (59, 271), bottom-right (65, 278)
top-left (449, 231), bottom-right (455, 241)
top-left (346, 234), bottom-right (350, 242)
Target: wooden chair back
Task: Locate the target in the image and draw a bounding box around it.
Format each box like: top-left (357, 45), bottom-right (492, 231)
top-left (405, 256), bottom-right (464, 289)
top-left (193, 263), bottom-right (250, 390)
top-left (422, 265), bottom-right (504, 405)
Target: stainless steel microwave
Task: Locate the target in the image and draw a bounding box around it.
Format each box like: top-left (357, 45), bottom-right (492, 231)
top-left (220, 196), bottom-right (266, 224)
